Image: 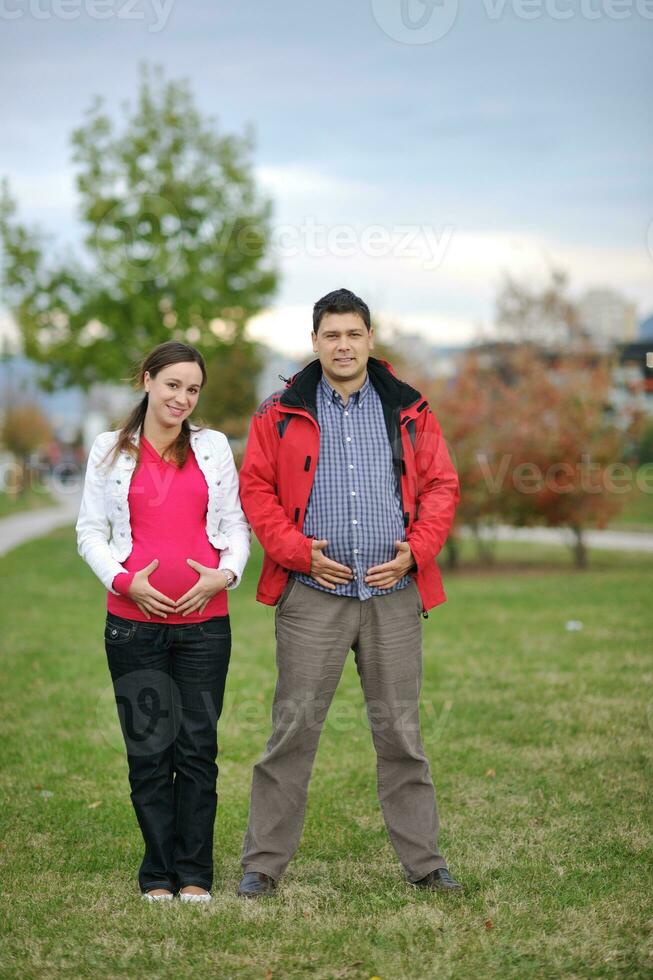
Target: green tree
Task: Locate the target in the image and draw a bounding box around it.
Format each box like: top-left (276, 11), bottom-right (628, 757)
top-left (1, 403), bottom-right (53, 497)
top-left (0, 63), bottom-right (277, 394)
top-left (198, 335), bottom-right (263, 439)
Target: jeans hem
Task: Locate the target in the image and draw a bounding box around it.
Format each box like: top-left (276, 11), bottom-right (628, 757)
top-left (177, 879), bottom-right (212, 891)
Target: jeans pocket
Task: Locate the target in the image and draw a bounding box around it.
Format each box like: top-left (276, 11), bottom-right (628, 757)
top-left (104, 619), bottom-right (136, 645)
top-left (197, 616), bottom-right (230, 639)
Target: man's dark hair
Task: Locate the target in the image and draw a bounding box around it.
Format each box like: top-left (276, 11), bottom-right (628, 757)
top-left (312, 288), bottom-right (371, 333)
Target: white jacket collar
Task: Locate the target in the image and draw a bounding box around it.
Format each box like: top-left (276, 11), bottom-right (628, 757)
top-left (127, 423), bottom-right (203, 448)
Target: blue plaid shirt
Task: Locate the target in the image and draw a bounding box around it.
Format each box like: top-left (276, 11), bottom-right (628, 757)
top-left (293, 373), bottom-right (410, 600)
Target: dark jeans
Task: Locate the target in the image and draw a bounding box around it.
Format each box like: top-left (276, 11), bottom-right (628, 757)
top-left (104, 611), bottom-right (231, 893)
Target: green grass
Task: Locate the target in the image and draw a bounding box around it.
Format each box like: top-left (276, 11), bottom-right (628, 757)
top-left (0, 486), bottom-right (55, 518)
top-left (0, 531), bottom-right (651, 979)
top-left (608, 467), bottom-right (653, 531)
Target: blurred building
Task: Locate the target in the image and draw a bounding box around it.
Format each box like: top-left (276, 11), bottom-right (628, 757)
top-left (613, 312), bottom-right (653, 420)
top-left (639, 314), bottom-right (653, 341)
top-left (389, 330), bottom-right (462, 381)
top-left (577, 288), bottom-right (638, 351)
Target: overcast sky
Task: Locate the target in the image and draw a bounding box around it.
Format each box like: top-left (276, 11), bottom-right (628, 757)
top-left (1, 0), bottom-right (651, 356)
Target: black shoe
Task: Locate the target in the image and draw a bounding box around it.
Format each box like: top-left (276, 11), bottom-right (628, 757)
top-left (413, 868), bottom-right (463, 892)
top-left (237, 872), bottom-right (277, 898)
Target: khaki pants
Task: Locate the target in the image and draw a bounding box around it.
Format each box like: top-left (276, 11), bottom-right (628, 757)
top-left (241, 579), bottom-right (447, 882)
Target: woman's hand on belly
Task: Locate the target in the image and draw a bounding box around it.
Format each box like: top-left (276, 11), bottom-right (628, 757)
top-left (174, 558), bottom-right (229, 616)
top-left (126, 559), bottom-right (178, 619)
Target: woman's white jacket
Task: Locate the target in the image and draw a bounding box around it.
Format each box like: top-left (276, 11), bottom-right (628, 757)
top-left (76, 425), bottom-right (251, 595)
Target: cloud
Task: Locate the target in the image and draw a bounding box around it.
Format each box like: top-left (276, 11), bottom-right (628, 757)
top-left (247, 303), bottom-right (484, 357)
top-left (0, 310), bottom-right (22, 355)
top-left (255, 164), bottom-right (367, 214)
top-left (247, 305), bottom-right (314, 357)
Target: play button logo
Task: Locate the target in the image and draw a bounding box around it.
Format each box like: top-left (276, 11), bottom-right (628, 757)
top-left (371, 0), bottom-right (459, 43)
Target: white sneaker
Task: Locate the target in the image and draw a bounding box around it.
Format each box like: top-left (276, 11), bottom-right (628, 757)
top-left (142, 890), bottom-right (174, 902)
top-left (179, 891), bottom-right (212, 903)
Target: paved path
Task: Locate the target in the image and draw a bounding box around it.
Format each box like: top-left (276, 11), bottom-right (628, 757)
top-left (0, 483), bottom-right (81, 558)
top-left (458, 523), bottom-right (653, 553)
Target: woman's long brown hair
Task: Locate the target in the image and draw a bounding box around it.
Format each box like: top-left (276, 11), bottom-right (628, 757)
top-left (100, 341), bottom-right (208, 469)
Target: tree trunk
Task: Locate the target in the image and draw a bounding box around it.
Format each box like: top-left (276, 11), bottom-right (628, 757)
top-left (445, 535), bottom-right (459, 570)
top-left (570, 524), bottom-right (587, 569)
top-left (18, 457), bottom-right (28, 497)
top-left (472, 522), bottom-right (496, 565)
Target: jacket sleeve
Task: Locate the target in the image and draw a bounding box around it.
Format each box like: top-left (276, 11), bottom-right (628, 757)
top-left (214, 432), bottom-right (251, 588)
top-left (406, 407), bottom-right (460, 571)
top-left (75, 433), bottom-right (129, 595)
top-left (239, 409), bottom-right (313, 573)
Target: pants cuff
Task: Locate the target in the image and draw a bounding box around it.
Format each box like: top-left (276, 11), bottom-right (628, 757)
top-left (406, 859), bottom-right (448, 883)
top-left (242, 865), bottom-right (279, 881)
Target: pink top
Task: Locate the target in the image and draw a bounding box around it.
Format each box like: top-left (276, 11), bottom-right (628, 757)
top-left (108, 435), bottom-right (229, 623)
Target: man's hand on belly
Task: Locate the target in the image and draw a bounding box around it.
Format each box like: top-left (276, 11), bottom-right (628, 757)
top-left (310, 539), bottom-right (354, 590)
top-left (364, 541), bottom-right (416, 590)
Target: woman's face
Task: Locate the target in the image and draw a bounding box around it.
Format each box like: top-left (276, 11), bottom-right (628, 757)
top-left (144, 361), bottom-right (204, 429)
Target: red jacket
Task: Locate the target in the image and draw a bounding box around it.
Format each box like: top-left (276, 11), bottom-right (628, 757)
top-left (239, 357), bottom-right (460, 614)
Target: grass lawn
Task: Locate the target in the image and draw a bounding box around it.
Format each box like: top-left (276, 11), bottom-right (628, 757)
top-left (608, 468), bottom-right (653, 531)
top-left (0, 486), bottom-right (56, 519)
top-left (0, 531), bottom-right (651, 979)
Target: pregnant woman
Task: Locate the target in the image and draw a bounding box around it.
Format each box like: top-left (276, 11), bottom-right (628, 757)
top-left (76, 341), bottom-right (250, 903)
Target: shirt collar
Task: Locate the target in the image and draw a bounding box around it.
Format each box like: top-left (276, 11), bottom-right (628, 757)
top-left (320, 372), bottom-right (371, 406)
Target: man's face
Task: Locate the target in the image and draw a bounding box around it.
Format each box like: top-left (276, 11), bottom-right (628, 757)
top-left (312, 312), bottom-right (374, 385)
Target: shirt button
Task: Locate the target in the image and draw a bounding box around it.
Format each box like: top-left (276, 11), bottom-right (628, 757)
top-left (349, 464), bottom-right (354, 470)
top-left (346, 437), bottom-right (352, 443)
top-left (352, 520), bottom-right (358, 525)
top-left (344, 411), bottom-right (349, 416)
top-left (351, 491), bottom-right (356, 496)
top-left (354, 549), bottom-right (359, 555)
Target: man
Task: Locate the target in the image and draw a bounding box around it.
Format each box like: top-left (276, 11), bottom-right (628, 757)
top-left (237, 287), bottom-right (462, 897)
